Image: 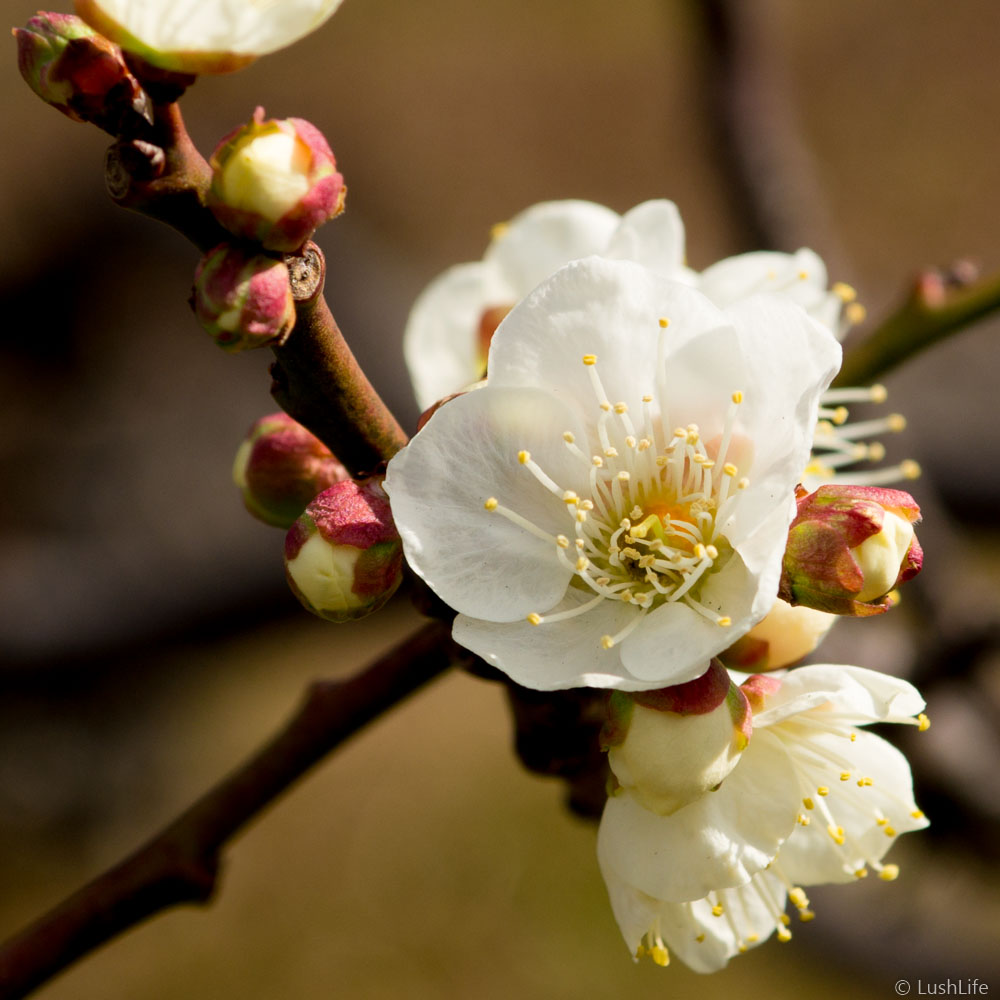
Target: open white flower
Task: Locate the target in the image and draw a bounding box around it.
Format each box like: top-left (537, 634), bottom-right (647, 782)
top-left (385, 256), bottom-right (840, 690)
top-left (75, 0), bottom-right (343, 74)
top-left (404, 198), bottom-right (850, 411)
top-left (598, 664), bottom-right (929, 972)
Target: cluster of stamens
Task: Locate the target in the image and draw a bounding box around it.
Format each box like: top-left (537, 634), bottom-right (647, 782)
top-left (483, 323), bottom-right (749, 651)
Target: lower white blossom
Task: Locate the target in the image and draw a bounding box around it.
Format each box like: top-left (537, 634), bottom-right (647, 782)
top-left (386, 256), bottom-right (840, 691)
top-left (597, 665), bottom-right (929, 972)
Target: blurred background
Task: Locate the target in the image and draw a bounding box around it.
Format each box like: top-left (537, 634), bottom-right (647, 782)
top-left (2, 0), bottom-right (1000, 996)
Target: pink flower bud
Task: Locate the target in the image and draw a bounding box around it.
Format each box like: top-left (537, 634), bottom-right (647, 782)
top-left (13, 12), bottom-right (147, 131)
top-left (206, 107), bottom-right (346, 252)
top-left (192, 243), bottom-right (296, 352)
top-left (779, 485), bottom-right (923, 616)
top-left (601, 661), bottom-right (752, 816)
top-left (233, 412), bottom-right (347, 529)
top-left (284, 478), bottom-right (403, 623)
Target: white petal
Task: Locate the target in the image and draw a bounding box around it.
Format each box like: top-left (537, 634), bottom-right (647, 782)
top-left (773, 729), bottom-right (927, 884)
top-left (452, 589), bottom-right (650, 691)
top-left (488, 257), bottom-right (733, 426)
top-left (754, 664), bottom-right (926, 729)
top-left (483, 200), bottom-right (620, 295)
top-left (604, 200), bottom-right (690, 277)
top-left (618, 552), bottom-right (761, 685)
top-left (596, 730), bottom-right (798, 902)
top-left (384, 386), bottom-right (589, 621)
top-left (698, 248), bottom-right (830, 315)
top-left (402, 262), bottom-right (508, 409)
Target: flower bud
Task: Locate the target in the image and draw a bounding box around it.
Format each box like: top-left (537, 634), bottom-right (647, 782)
top-left (192, 243), bottom-right (296, 352)
top-left (75, 0), bottom-right (344, 75)
top-left (284, 478), bottom-right (403, 622)
top-left (14, 12), bottom-right (147, 131)
top-left (233, 412), bottom-right (347, 529)
top-left (602, 661), bottom-right (752, 816)
top-left (720, 599), bottom-right (837, 672)
top-left (206, 108), bottom-right (346, 252)
top-left (779, 485), bottom-right (922, 616)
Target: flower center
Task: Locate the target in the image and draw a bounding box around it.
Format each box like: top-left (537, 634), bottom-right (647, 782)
top-left (484, 343), bottom-right (751, 651)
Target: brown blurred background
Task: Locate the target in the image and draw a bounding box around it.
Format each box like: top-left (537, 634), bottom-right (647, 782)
top-left (2, 0), bottom-right (1000, 997)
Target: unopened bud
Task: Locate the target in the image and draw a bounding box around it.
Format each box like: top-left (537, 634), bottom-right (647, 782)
top-left (602, 661), bottom-right (751, 816)
top-left (192, 243), bottom-right (296, 352)
top-left (284, 478), bottom-right (403, 622)
top-left (233, 412), bottom-right (347, 528)
top-left (207, 107), bottom-right (346, 252)
top-left (13, 12), bottom-right (147, 131)
top-left (779, 485), bottom-right (922, 616)
top-left (720, 599), bottom-right (837, 672)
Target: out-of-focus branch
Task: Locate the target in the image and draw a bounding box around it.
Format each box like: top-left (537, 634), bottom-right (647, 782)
top-left (690, 0), bottom-right (849, 266)
top-left (835, 265), bottom-right (1000, 387)
top-left (103, 100), bottom-right (407, 473)
top-left (0, 620), bottom-right (467, 1000)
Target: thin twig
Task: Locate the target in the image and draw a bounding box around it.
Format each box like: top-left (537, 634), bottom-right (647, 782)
top-left (0, 620), bottom-right (464, 1000)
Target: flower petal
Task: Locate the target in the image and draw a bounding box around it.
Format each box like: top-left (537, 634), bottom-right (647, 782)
top-left (483, 200), bottom-right (620, 295)
top-left (384, 386), bottom-right (589, 621)
top-left (596, 729), bottom-right (798, 901)
top-left (604, 199), bottom-right (691, 278)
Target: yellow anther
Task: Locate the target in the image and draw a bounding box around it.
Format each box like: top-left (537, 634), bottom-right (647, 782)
top-left (850, 732), bottom-right (858, 742)
top-left (827, 824), bottom-right (845, 845)
top-left (484, 497), bottom-right (499, 511)
top-left (711, 904), bottom-right (724, 917)
top-left (777, 928), bottom-right (792, 943)
top-left (562, 431), bottom-right (575, 443)
top-left (604, 447), bottom-right (618, 458)
top-left (695, 933), bottom-right (706, 943)
top-left (576, 511), bottom-right (588, 523)
top-left (716, 616), bottom-right (732, 627)
top-left (562, 491), bottom-right (579, 504)
top-left (798, 270), bottom-right (809, 280)
top-left (658, 317), bottom-right (670, 328)
top-left (575, 556), bottom-right (589, 571)
top-left (803, 797), bottom-right (815, 810)
top-left (580, 499), bottom-right (594, 510)
top-left (869, 383), bottom-right (888, 402)
top-left (855, 868), bottom-right (869, 879)
top-left (635, 945), bottom-right (646, 959)
top-left (738, 944), bottom-right (748, 954)
top-left (887, 413), bottom-right (907, 432)
top-left (846, 302), bottom-right (867, 324)
top-left (582, 354), bottom-right (597, 366)
top-left (817, 786), bottom-right (829, 797)
top-left (879, 864), bottom-right (900, 881)
top-left (600, 401), bottom-right (612, 412)
top-left (799, 911), bottom-right (816, 923)
top-left (526, 612), bottom-right (542, 626)
top-left (858, 776), bottom-right (874, 787)
top-left (650, 945), bottom-right (670, 967)
top-left (575, 538), bottom-right (586, 550)
top-left (746, 934), bottom-right (759, 944)
top-left (831, 406), bottom-right (849, 425)
top-left (884, 826), bottom-right (897, 837)
top-left (917, 713), bottom-right (930, 731)
top-left (655, 455), bottom-right (669, 467)
top-left (876, 817), bottom-right (888, 826)
top-left (833, 281), bottom-right (857, 302)
top-left (489, 220), bottom-right (510, 241)
top-left (911, 809), bottom-right (925, 819)
top-left (779, 914), bottom-right (791, 927)
top-left (840, 772), bottom-right (851, 781)
top-left (518, 450), bottom-right (530, 464)
top-left (694, 543), bottom-right (706, 559)
top-left (731, 390), bottom-right (744, 405)
top-left (556, 535), bottom-right (570, 548)
top-left (705, 544), bottom-right (719, 559)
top-left (625, 436), bottom-right (637, 449)
top-left (600, 635), bottom-right (615, 650)
top-left (868, 442), bottom-right (887, 461)
top-left (614, 402), bottom-right (628, 414)
top-left (642, 394), bottom-right (653, 403)
top-left (637, 438), bottom-right (652, 451)
top-left (797, 814), bottom-right (810, 826)
top-left (738, 477), bottom-right (750, 490)
top-left (592, 455), bottom-right (604, 467)
top-left (901, 460), bottom-right (921, 480)
top-left (618, 471), bottom-right (630, 481)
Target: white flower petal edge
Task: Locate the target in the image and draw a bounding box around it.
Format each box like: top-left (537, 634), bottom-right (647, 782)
top-left (598, 664), bottom-right (928, 971)
top-left (388, 256), bottom-right (840, 691)
top-left (77, 0), bottom-right (343, 71)
top-left (402, 197), bottom-right (848, 410)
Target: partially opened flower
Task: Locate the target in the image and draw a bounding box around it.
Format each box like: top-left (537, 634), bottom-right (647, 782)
top-left (598, 664), bottom-right (929, 972)
top-left (75, 0), bottom-right (344, 74)
top-left (385, 256), bottom-right (840, 690)
top-left (403, 198), bottom-right (851, 410)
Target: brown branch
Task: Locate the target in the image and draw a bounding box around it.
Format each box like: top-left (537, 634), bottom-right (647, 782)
top-left (103, 100), bottom-right (407, 473)
top-left (0, 620), bottom-right (466, 1000)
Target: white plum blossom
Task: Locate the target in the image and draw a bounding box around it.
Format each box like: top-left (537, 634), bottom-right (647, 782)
top-left (403, 198), bottom-right (847, 411)
top-left (598, 664), bottom-right (929, 972)
top-left (385, 256), bottom-right (841, 691)
top-left (75, 0), bottom-right (343, 74)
